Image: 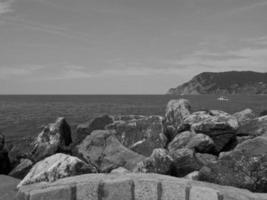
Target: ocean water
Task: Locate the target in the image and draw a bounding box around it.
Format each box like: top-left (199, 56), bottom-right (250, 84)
top-left (0, 95), bottom-right (267, 141)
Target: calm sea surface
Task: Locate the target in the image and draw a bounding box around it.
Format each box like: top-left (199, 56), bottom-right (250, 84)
top-left (0, 95), bottom-right (267, 141)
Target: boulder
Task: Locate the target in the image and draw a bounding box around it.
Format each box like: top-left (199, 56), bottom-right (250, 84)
top-left (106, 115), bottom-right (166, 157)
top-left (199, 136), bottom-right (267, 192)
top-left (233, 108), bottom-right (256, 126)
top-left (134, 148), bottom-right (173, 174)
top-left (0, 133), bottom-right (11, 174)
top-left (74, 115), bottom-right (113, 144)
top-left (169, 148), bottom-right (201, 177)
top-left (168, 131), bottom-right (215, 154)
top-left (8, 159), bottom-right (33, 179)
top-left (17, 153), bottom-right (96, 188)
top-left (0, 175), bottom-right (20, 200)
top-left (195, 153), bottom-right (217, 166)
top-left (74, 130), bottom-right (145, 172)
top-left (168, 131), bottom-right (195, 152)
top-left (31, 117), bottom-right (72, 162)
top-left (183, 110), bottom-right (239, 153)
top-left (237, 115), bottom-right (267, 137)
top-left (164, 99), bottom-right (191, 133)
top-left (186, 133), bottom-right (215, 153)
top-left (184, 110), bottom-right (239, 133)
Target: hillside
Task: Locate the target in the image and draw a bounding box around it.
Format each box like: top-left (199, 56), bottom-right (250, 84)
top-left (167, 71), bottom-right (267, 95)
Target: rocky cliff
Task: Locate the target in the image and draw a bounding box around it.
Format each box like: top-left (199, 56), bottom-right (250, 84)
top-left (167, 71), bottom-right (267, 95)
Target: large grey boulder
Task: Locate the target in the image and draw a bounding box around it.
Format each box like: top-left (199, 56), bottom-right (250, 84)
top-left (183, 110), bottom-right (239, 153)
top-left (17, 153), bottom-right (96, 188)
top-left (199, 136), bottom-right (267, 192)
top-left (74, 130), bottom-right (145, 172)
top-left (74, 115), bottom-right (114, 144)
top-left (184, 110), bottom-right (239, 133)
top-left (163, 99), bottom-right (191, 142)
top-left (233, 108), bottom-right (256, 126)
top-left (134, 148), bottom-right (173, 174)
top-left (168, 131), bottom-right (195, 152)
top-left (165, 99), bottom-right (191, 128)
top-left (31, 117), bottom-right (72, 162)
top-left (168, 131), bottom-right (214, 153)
top-left (106, 115), bottom-right (166, 157)
top-left (169, 148), bottom-right (201, 177)
top-left (195, 153), bottom-right (217, 166)
top-left (237, 115), bottom-right (267, 137)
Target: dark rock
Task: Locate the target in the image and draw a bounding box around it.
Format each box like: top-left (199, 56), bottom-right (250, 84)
top-left (259, 110), bottom-right (267, 117)
top-left (7, 137), bottom-right (35, 167)
top-left (134, 148), bottom-right (173, 174)
top-left (74, 115), bottom-right (114, 144)
top-left (0, 175), bottom-right (20, 200)
top-left (237, 115), bottom-right (267, 137)
top-left (199, 136), bottom-right (267, 192)
top-left (8, 159), bottom-right (33, 179)
top-left (17, 153), bottom-right (96, 188)
top-left (0, 133), bottom-right (11, 175)
top-left (0, 149), bottom-right (11, 175)
top-left (73, 130), bottom-right (145, 172)
top-left (31, 117), bottom-right (72, 162)
top-left (169, 148), bottom-right (201, 177)
top-left (186, 133), bottom-right (215, 153)
top-left (233, 108), bottom-right (256, 126)
top-left (0, 133), bottom-right (4, 151)
top-left (106, 115), bottom-right (166, 157)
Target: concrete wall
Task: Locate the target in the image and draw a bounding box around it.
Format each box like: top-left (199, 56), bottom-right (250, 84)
top-left (17, 173), bottom-right (267, 200)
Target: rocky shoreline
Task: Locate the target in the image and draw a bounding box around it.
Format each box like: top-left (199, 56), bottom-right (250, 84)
top-left (1, 98), bottom-right (267, 199)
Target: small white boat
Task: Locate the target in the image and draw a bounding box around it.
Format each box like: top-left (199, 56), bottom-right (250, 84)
top-left (217, 96), bottom-right (230, 101)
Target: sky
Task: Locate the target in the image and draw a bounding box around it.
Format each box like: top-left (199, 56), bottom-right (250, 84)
top-left (0, 0), bottom-right (267, 94)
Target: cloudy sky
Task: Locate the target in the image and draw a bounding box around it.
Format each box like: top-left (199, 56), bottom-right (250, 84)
top-left (0, 0), bottom-right (267, 94)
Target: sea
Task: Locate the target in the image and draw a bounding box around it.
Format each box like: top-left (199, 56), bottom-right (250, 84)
top-left (0, 95), bottom-right (267, 142)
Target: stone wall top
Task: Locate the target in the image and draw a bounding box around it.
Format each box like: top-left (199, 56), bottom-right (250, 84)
top-left (17, 173), bottom-right (267, 200)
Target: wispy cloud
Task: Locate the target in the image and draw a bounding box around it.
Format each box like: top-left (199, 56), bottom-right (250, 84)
top-left (0, 0), bottom-right (14, 15)
top-left (0, 65), bottom-right (44, 78)
top-left (170, 46), bottom-right (267, 72)
top-left (1, 16), bottom-right (94, 45)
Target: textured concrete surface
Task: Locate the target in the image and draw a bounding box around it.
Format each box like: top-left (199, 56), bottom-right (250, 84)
top-left (17, 173), bottom-right (267, 200)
